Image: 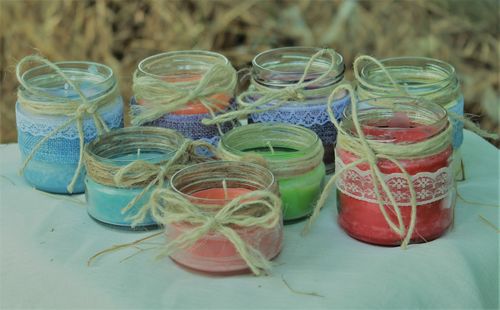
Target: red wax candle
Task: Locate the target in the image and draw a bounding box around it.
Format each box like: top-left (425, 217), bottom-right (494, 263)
top-left (336, 98), bottom-right (454, 245)
top-left (166, 161), bottom-right (283, 274)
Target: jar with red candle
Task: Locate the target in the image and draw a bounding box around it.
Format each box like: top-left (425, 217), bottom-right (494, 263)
top-left (161, 161), bottom-right (282, 274)
top-left (131, 51), bottom-right (236, 146)
top-left (335, 97), bottom-right (455, 246)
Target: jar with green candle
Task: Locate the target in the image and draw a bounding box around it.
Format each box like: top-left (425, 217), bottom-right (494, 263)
top-left (219, 123), bottom-right (325, 221)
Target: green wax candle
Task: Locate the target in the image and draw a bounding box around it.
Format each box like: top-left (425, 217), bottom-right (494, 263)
top-left (219, 123), bottom-right (326, 222)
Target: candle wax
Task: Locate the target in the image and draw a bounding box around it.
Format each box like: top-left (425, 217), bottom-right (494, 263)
top-left (245, 146), bottom-right (325, 221)
top-left (337, 122), bottom-right (453, 245)
top-left (168, 187), bottom-right (283, 273)
top-left (86, 151), bottom-right (171, 228)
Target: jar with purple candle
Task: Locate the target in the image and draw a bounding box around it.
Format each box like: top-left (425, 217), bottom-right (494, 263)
top-left (204, 47), bottom-right (348, 173)
top-left (16, 57), bottom-right (124, 194)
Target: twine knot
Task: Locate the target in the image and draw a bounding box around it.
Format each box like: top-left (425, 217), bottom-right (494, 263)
top-left (284, 87), bottom-right (305, 101)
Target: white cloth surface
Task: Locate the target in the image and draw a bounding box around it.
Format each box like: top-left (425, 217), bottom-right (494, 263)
top-left (0, 131), bottom-right (498, 309)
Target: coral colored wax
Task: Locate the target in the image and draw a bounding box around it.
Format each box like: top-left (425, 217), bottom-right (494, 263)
top-left (167, 188), bottom-right (283, 273)
top-left (337, 117), bottom-right (453, 245)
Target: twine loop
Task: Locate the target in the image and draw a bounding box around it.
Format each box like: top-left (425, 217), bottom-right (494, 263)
top-left (304, 83), bottom-right (453, 248)
top-left (202, 48), bottom-right (343, 125)
top-left (16, 55), bottom-right (117, 193)
top-left (154, 188), bottom-right (282, 275)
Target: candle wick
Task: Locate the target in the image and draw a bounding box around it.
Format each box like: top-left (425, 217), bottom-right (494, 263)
top-left (266, 141), bottom-right (275, 154)
top-left (222, 179), bottom-right (228, 200)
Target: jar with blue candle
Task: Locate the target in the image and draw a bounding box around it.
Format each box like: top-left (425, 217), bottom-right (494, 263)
top-left (84, 126), bottom-right (217, 229)
top-left (16, 57), bottom-right (124, 194)
top-left (231, 47), bottom-right (349, 173)
top-left (355, 56), bottom-right (464, 179)
top-left (130, 51), bottom-right (237, 147)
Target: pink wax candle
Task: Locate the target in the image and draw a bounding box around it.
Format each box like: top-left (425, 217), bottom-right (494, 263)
top-left (336, 98), bottom-right (454, 245)
top-left (166, 161), bottom-right (283, 274)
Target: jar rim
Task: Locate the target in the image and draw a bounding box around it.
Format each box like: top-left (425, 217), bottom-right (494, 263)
top-left (252, 46), bottom-right (345, 88)
top-left (359, 56), bottom-right (456, 91)
top-left (342, 97), bottom-right (448, 142)
top-left (21, 61), bottom-right (115, 94)
top-left (170, 161), bottom-right (276, 203)
top-left (137, 50), bottom-right (229, 80)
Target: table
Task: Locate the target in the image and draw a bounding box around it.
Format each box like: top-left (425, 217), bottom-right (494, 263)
top-left (0, 131), bottom-right (498, 309)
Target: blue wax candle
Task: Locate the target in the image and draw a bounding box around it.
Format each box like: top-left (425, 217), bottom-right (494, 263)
top-left (85, 151), bottom-right (172, 228)
top-left (16, 61), bottom-right (123, 194)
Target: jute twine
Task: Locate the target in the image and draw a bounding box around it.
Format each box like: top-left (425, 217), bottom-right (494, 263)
top-left (17, 55), bottom-right (118, 193)
top-left (131, 56), bottom-right (237, 135)
top-left (217, 123), bottom-right (324, 178)
top-left (84, 126), bottom-right (218, 226)
top-left (202, 48), bottom-right (343, 125)
top-left (353, 55), bottom-right (499, 141)
top-left (303, 83), bottom-right (453, 248)
top-left (151, 168), bottom-right (281, 275)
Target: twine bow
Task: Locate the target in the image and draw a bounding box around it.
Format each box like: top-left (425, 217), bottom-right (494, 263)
top-left (17, 55), bottom-right (116, 193)
top-left (202, 48), bottom-right (342, 125)
top-left (132, 60), bottom-right (237, 135)
top-left (113, 139), bottom-right (218, 227)
top-left (303, 83), bottom-right (453, 248)
top-left (353, 55), bottom-right (499, 141)
top-left (151, 188), bottom-right (281, 275)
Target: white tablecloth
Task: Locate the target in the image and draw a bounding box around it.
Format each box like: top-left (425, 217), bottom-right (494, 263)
top-left (1, 131), bottom-right (498, 309)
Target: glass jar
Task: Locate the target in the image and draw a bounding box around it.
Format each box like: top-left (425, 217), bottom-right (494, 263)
top-left (247, 47), bottom-right (349, 173)
top-left (356, 57), bottom-right (464, 178)
top-left (132, 50), bottom-right (235, 146)
top-left (219, 123), bottom-right (325, 222)
top-left (336, 97), bottom-right (455, 245)
top-left (16, 61), bottom-right (124, 194)
top-left (84, 127), bottom-right (182, 229)
top-left (166, 161), bottom-right (283, 274)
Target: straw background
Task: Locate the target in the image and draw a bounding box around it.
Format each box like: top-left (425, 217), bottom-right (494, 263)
top-left (1, 0), bottom-right (498, 145)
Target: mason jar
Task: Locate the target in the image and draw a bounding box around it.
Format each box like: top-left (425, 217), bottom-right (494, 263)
top-left (131, 50), bottom-right (235, 146)
top-left (166, 161), bottom-right (283, 274)
top-left (247, 47), bottom-right (349, 173)
top-left (84, 127), bottom-right (183, 229)
top-left (219, 123), bottom-right (325, 222)
top-left (355, 56), bottom-right (464, 179)
top-left (336, 97), bottom-right (455, 245)
top-left (16, 61), bottom-right (124, 194)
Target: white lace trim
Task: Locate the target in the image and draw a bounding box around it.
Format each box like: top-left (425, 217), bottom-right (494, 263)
top-left (16, 98), bottom-right (124, 140)
top-left (335, 157), bottom-right (453, 206)
top-left (249, 95), bottom-right (350, 127)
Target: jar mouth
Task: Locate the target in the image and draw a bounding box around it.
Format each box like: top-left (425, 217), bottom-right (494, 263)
top-left (86, 127), bottom-right (182, 166)
top-left (342, 97), bottom-right (448, 143)
top-left (20, 61), bottom-right (115, 101)
top-left (137, 50), bottom-right (229, 80)
top-left (252, 46), bottom-right (345, 88)
top-left (220, 123), bottom-right (320, 162)
top-left (359, 57), bottom-right (456, 93)
top-left (170, 161), bottom-right (275, 204)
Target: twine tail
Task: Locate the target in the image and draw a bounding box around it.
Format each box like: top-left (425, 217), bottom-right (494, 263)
top-left (448, 111), bottom-right (499, 140)
top-left (67, 118), bottom-right (86, 193)
top-left (221, 226), bottom-right (272, 275)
